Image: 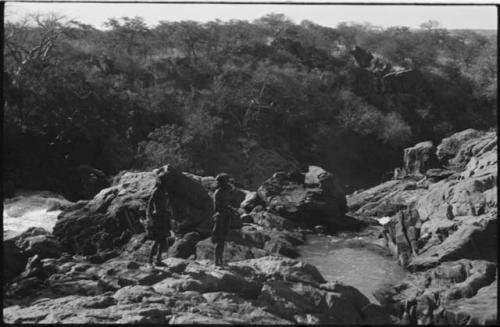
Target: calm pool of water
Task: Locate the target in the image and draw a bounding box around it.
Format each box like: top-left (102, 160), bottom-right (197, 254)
top-left (298, 234), bottom-right (408, 303)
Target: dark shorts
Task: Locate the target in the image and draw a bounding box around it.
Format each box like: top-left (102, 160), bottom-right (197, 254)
top-left (211, 235), bottom-right (226, 244)
top-left (146, 228), bottom-right (168, 242)
top-left (145, 218), bottom-right (170, 242)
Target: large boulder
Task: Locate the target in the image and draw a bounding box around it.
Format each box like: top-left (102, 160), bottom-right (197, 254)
top-left (250, 209), bottom-right (301, 231)
top-left (347, 178), bottom-right (428, 218)
top-left (53, 165), bottom-right (214, 255)
top-left (409, 213), bottom-right (497, 271)
top-left (257, 166), bottom-right (348, 231)
top-left (436, 129), bottom-right (484, 165)
top-left (347, 138), bottom-right (441, 218)
top-left (442, 279), bottom-right (497, 325)
top-left (182, 173), bottom-right (248, 208)
top-left (403, 141), bottom-right (438, 176)
top-left (381, 208), bottom-right (422, 267)
top-left (168, 232), bottom-right (200, 259)
top-left (417, 140), bottom-right (496, 222)
top-left (257, 279), bottom-right (389, 324)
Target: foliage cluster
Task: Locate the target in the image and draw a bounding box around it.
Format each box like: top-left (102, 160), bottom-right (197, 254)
top-left (3, 14), bottom-right (497, 198)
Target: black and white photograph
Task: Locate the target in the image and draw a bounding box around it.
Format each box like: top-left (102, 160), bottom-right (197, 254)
top-left (3, 0), bottom-right (498, 324)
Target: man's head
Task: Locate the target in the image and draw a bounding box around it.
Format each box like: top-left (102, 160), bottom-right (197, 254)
top-left (215, 173), bottom-right (230, 188)
top-left (153, 168), bottom-right (169, 191)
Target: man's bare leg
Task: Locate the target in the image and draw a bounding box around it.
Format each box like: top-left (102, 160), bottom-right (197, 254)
top-left (215, 241), bottom-right (224, 266)
top-left (155, 239), bottom-right (167, 266)
top-left (149, 241), bottom-right (159, 265)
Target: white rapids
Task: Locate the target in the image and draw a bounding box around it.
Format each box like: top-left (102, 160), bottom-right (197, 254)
top-left (3, 191), bottom-right (72, 240)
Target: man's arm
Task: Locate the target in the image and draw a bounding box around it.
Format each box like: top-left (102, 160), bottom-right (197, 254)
top-left (213, 189), bottom-right (222, 214)
top-left (147, 188), bottom-right (158, 218)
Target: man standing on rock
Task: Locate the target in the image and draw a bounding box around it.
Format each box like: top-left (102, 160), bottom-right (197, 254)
top-left (145, 172), bottom-right (172, 267)
top-left (212, 173), bottom-right (232, 267)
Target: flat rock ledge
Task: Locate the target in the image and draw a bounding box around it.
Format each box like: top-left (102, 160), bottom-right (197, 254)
top-left (3, 255), bottom-right (391, 325)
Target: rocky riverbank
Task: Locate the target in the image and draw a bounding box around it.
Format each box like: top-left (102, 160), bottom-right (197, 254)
top-left (3, 129), bottom-right (496, 325)
top-left (4, 165), bottom-right (388, 324)
top-left (348, 128), bottom-right (497, 325)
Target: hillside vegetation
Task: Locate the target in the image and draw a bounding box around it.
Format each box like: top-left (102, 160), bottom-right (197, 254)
top-left (3, 14), bottom-right (497, 200)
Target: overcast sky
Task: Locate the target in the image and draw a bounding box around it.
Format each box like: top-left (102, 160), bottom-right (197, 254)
top-left (4, 2), bottom-right (498, 30)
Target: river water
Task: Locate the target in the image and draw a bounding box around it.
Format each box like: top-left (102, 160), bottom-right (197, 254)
top-left (298, 233), bottom-right (408, 303)
top-left (3, 191), bottom-right (70, 240)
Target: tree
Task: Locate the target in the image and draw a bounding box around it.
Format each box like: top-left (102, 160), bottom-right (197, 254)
top-left (4, 13), bottom-right (72, 85)
top-left (254, 13), bottom-right (293, 36)
top-left (157, 21), bottom-right (209, 61)
top-left (419, 20), bottom-right (441, 31)
top-left (104, 16), bottom-right (151, 58)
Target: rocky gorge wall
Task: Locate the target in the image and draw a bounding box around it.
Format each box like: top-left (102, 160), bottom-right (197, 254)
top-left (348, 128), bottom-right (497, 324)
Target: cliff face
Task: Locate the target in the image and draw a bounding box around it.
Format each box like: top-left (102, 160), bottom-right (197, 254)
top-left (347, 129), bottom-right (497, 325)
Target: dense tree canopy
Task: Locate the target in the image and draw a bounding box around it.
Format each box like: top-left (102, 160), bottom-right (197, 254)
top-left (3, 14), bottom-right (497, 199)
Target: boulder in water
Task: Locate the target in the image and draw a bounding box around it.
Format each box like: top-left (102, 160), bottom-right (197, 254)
top-left (257, 166), bottom-right (349, 231)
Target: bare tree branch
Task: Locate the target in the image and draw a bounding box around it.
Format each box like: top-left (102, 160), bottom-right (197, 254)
top-left (5, 13), bottom-right (69, 84)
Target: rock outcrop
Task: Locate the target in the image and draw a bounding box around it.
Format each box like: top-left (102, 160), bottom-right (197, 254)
top-left (374, 259), bottom-right (497, 325)
top-left (403, 141), bottom-right (438, 176)
top-left (348, 129), bottom-right (497, 325)
top-left (3, 254), bottom-right (387, 324)
top-left (5, 129), bottom-right (495, 325)
top-left (257, 166), bottom-right (353, 231)
top-left (349, 45), bottom-right (424, 94)
top-left (436, 128), bottom-right (485, 165)
top-left (53, 165), bottom-right (214, 255)
top-left (348, 177), bottom-right (428, 218)
top-left (195, 225), bottom-right (304, 262)
top-left (3, 227), bottom-right (63, 282)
